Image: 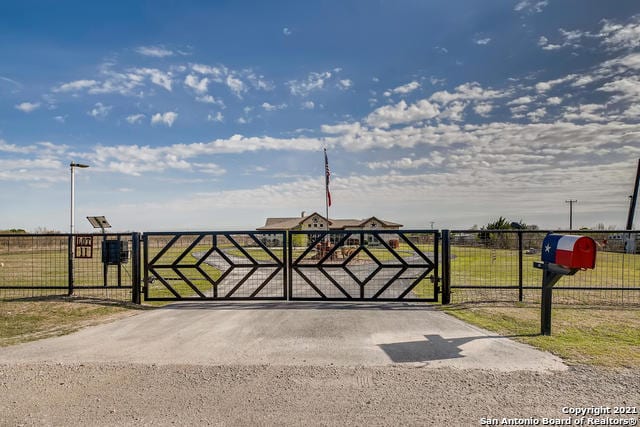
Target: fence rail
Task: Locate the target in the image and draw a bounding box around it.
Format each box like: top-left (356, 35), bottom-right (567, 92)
top-left (443, 229), bottom-right (640, 305)
top-left (2, 229), bottom-right (639, 306)
top-left (0, 233), bottom-right (140, 302)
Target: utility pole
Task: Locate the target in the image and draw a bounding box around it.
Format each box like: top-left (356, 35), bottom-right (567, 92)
top-left (565, 199), bottom-right (577, 230)
top-left (626, 159), bottom-right (640, 230)
top-left (430, 221), bottom-right (435, 229)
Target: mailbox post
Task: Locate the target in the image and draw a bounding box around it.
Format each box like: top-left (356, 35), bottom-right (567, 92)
top-left (533, 234), bottom-right (596, 335)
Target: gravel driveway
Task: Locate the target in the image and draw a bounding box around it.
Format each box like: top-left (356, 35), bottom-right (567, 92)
top-left (0, 302), bottom-right (637, 426)
top-left (0, 364), bottom-right (637, 426)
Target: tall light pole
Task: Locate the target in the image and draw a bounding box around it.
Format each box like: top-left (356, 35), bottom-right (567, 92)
top-left (565, 199), bottom-right (577, 230)
top-left (70, 162), bottom-right (90, 235)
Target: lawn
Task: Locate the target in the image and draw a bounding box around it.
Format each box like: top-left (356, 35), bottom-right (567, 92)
top-left (442, 302), bottom-right (640, 367)
top-left (0, 296), bottom-right (147, 347)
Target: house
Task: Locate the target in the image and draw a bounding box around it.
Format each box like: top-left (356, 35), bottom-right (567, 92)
top-left (257, 212), bottom-right (403, 246)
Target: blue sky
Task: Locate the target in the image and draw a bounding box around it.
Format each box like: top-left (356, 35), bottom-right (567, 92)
top-left (1, 0), bottom-right (640, 232)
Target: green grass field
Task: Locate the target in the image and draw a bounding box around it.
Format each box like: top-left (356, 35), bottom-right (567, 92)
top-left (442, 302), bottom-right (640, 367)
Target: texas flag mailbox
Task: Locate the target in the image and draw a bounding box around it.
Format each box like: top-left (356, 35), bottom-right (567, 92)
top-left (541, 234), bottom-right (596, 270)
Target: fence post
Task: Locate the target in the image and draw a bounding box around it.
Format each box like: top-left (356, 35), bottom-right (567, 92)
top-left (518, 231), bottom-right (523, 302)
top-left (441, 229), bottom-right (451, 304)
top-left (282, 230), bottom-right (293, 301)
top-left (131, 232), bottom-right (141, 304)
top-left (68, 234), bottom-right (74, 296)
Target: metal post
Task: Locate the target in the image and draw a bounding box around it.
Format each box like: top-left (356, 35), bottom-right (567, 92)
top-left (103, 236), bottom-right (108, 287)
top-left (70, 165), bottom-right (75, 235)
top-left (282, 230), bottom-right (293, 301)
top-left (67, 234), bottom-right (74, 296)
top-left (441, 229), bottom-right (451, 305)
top-left (535, 262), bottom-right (576, 335)
top-left (131, 232), bottom-right (141, 304)
top-left (142, 233), bottom-right (149, 301)
top-left (626, 158), bottom-right (640, 231)
top-left (518, 231), bottom-right (523, 302)
top-left (565, 199), bottom-right (577, 230)
top-left (541, 274), bottom-right (554, 336)
top-left (433, 231), bottom-right (440, 300)
top-left (117, 235), bottom-right (122, 287)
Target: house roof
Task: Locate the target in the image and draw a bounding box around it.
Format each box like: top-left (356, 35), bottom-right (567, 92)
top-left (257, 213), bottom-right (403, 230)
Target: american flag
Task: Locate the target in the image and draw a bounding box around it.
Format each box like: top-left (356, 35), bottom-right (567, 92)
top-left (324, 148), bottom-right (331, 207)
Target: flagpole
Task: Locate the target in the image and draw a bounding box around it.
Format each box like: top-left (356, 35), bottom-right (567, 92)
top-left (324, 148), bottom-right (330, 244)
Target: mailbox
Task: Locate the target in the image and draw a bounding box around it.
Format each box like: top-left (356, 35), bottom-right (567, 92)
top-left (536, 233), bottom-right (597, 335)
top-left (541, 234), bottom-right (596, 270)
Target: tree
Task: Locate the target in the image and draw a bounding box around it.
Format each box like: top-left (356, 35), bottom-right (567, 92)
top-left (478, 217), bottom-right (527, 248)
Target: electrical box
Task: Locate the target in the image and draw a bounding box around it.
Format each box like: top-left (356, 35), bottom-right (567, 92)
top-left (101, 240), bottom-right (129, 265)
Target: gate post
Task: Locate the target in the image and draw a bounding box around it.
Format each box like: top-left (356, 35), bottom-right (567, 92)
top-left (517, 231), bottom-right (524, 302)
top-left (441, 230), bottom-right (451, 304)
top-left (68, 234), bottom-right (74, 296)
top-left (131, 232), bottom-right (141, 304)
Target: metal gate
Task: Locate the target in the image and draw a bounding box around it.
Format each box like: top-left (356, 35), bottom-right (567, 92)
top-left (289, 230), bottom-right (439, 301)
top-left (143, 231), bottom-right (286, 300)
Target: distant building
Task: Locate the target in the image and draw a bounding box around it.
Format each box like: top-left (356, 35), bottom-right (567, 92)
top-left (257, 212), bottom-right (402, 246)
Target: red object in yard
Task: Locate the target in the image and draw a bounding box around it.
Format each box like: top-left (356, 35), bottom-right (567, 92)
top-left (541, 234), bottom-right (596, 269)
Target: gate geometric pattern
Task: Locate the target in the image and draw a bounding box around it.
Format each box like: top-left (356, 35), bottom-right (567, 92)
top-left (143, 231), bottom-right (286, 301)
top-left (289, 230), bottom-right (439, 301)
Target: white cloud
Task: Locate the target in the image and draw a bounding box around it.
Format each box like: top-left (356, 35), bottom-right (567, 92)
top-left (338, 79), bottom-right (353, 90)
top-left (474, 38), bottom-right (491, 45)
top-left (562, 104), bottom-right (607, 123)
top-left (207, 112), bottom-right (224, 123)
top-left (88, 102), bottom-right (111, 119)
top-left (514, 0), bottom-right (548, 13)
top-left (53, 79), bottom-right (98, 92)
top-left (527, 107), bottom-right (547, 122)
top-left (600, 16), bottom-right (640, 51)
top-left (54, 115), bottom-right (66, 123)
top-left (184, 74), bottom-right (209, 94)
top-left (365, 99), bottom-right (439, 128)
top-left (194, 162), bottom-right (226, 175)
top-left (546, 97), bottom-right (563, 105)
top-left (262, 102), bottom-right (287, 111)
top-left (507, 96), bottom-right (534, 105)
top-left (126, 114), bottom-right (145, 124)
top-left (135, 46), bottom-right (174, 58)
top-left (474, 103), bottom-right (493, 117)
top-left (535, 75), bottom-right (576, 92)
top-left (387, 81), bottom-right (421, 96)
top-left (301, 101), bottom-right (315, 110)
top-left (196, 95), bottom-right (224, 106)
top-left (15, 102), bottom-right (40, 113)
top-left (151, 112), bottom-right (178, 127)
top-left (439, 101), bottom-right (467, 122)
top-left (225, 75), bottom-right (246, 97)
top-left (429, 82), bottom-right (507, 105)
top-left (510, 105), bottom-right (528, 115)
top-left (597, 76), bottom-right (640, 103)
top-left (191, 64), bottom-right (227, 81)
top-left (367, 154), bottom-right (444, 170)
top-left (0, 139), bottom-right (33, 154)
top-left (287, 71), bottom-right (333, 96)
top-left (283, 27), bottom-right (292, 36)
top-left (133, 68), bottom-right (173, 91)
top-left (246, 73), bottom-right (274, 91)
top-left (542, 43), bottom-right (564, 51)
